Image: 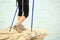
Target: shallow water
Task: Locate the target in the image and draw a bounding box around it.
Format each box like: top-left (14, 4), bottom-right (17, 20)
top-left (0, 0), bottom-right (60, 40)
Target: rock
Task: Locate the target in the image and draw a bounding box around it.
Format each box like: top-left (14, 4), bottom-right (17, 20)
top-left (0, 27), bottom-right (47, 40)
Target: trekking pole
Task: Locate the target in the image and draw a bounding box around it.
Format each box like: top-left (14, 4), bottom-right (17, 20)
top-left (9, 3), bottom-right (18, 32)
top-left (31, 0), bottom-right (34, 31)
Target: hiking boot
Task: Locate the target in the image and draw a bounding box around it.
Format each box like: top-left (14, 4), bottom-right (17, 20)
top-left (13, 24), bottom-right (26, 33)
top-left (18, 24), bottom-right (26, 30)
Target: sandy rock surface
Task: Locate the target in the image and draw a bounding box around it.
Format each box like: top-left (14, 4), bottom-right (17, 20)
top-left (0, 27), bottom-right (47, 40)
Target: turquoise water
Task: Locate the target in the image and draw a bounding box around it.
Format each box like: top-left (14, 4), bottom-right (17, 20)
top-left (0, 0), bottom-right (60, 40)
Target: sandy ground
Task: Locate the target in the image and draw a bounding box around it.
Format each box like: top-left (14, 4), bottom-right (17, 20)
top-left (0, 27), bottom-right (47, 40)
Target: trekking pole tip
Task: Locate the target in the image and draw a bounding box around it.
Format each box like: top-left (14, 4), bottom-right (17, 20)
top-left (9, 29), bottom-right (11, 32)
top-left (9, 26), bottom-right (12, 32)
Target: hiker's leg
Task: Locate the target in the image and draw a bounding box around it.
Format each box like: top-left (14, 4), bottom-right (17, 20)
top-left (17, 0), bottom-right (29, 25)
top-left (18, 16), bottom-right (26, 25)
top-left (17, 0), bottom-right (22, 24)
top-left (13, 0), bottom-right (29, 32)
top-left (24, 0), bottom-right (29, 18)
top-left (18, 16), bottom-right (21, 23)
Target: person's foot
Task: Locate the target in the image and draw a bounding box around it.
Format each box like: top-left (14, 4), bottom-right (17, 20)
top-left (13, 24), bottom-right (26, 33)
